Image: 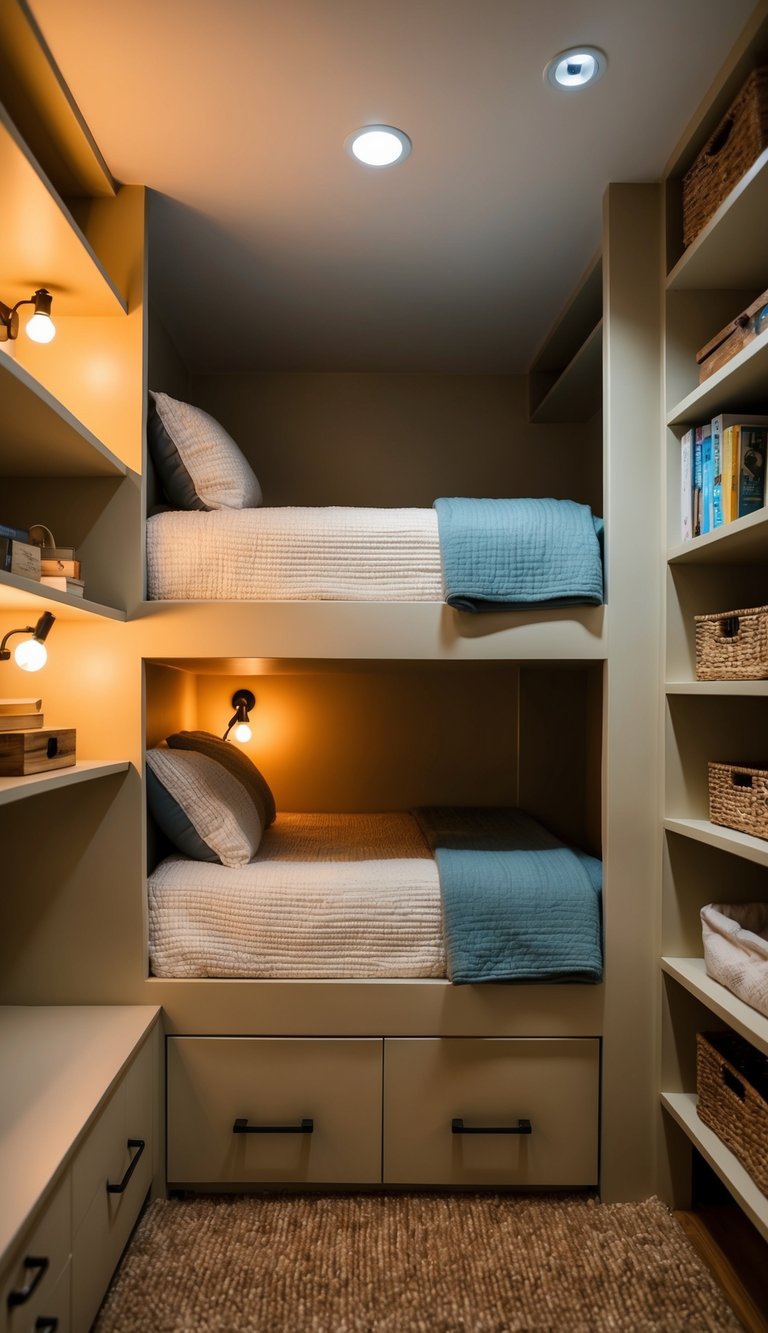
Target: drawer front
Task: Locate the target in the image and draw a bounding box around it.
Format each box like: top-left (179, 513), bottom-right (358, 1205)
top-left (1, 1175), bottom-right (70, 1333)
top-left (71, 1039), bottom-right (155, 1333)
top-left (168, 1037), bottom-right (382, 1184)
top-left (383, 1038), bottom-right (599, 1186)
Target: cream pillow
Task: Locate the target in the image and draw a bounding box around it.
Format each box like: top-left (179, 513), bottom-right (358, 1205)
top-left (148, 390), bottom-right (262, 510)
top-left (146, 747), bottom-right (263, 867)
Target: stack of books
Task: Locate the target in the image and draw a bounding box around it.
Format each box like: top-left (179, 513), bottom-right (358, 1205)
top-left (681, 413), bottom-right (768, 542)
top-left (0, 698), bottom-right (44, 731)
top-left (0, 526), bottom-right (83, 596)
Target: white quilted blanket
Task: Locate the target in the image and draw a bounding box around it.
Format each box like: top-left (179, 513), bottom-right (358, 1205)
top-left (148, 813), bottom-right (446, 979)
top-left (146, 507), bottom-right (444, 601)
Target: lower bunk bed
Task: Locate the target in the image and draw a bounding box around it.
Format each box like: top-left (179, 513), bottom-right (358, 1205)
top-left (148, 807), bottom-right (603, 984)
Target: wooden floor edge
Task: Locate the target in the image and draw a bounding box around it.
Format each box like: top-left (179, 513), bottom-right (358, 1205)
top-left (673, 1209), bottom-right (768, 1333)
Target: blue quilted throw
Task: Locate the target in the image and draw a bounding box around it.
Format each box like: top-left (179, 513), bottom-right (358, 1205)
top-left (433, 497), bottom-right (604, 612)
top-left (414, 807), bottom-right (603, 985)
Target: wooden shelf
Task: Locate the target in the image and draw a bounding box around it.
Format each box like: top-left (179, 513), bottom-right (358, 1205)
top-left (0, 571), bottom-right (126, 621)
top-left (664, 816), bottom-right (768, 869)
top-left (0, 760), bottom-right (130, 807)
top-left (666, 682), bottom-right (768, 696)
top-left (666, 325), bottom-right (768, 426)
top-left (528, 321), bottom-right (602, 424)
top-left (667, 508), bottom-right (768, 565)
top-left (667, 148), bottom-right (768, 292)
top-left (0, 105), bottom-right (126, 316)
top-left (662, 957), bottom-right (768, 1056)
top-left (661, 1091), bottom-right (768, 1244)
top-left (0, 352), bottom-right (127, 477)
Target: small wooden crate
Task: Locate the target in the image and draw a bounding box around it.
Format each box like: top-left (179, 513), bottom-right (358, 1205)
top-left (682, 67), bottom-right (768, 249)
top-left (708, 761), bottom-right (768, 839)
top-left (0, 728), bottom-right (76, 776)
top-left (695, 605), bottom-right (768, 680)
top-left (696, 1030), bottom-right (768, 1195)
top-left (696, 288), bottom-right (768, 383)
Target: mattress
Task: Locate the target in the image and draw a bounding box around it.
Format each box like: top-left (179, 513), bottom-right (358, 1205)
top-left (146, 507), bottom-right (444, 601)
top-left (148, 812), bottom-right (446, 979)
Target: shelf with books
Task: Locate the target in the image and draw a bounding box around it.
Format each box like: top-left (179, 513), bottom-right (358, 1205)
top-left (662, 957), bottom-right (768, 1057)
top-left (0, 569), bottom-right (127, 622)
top-left (0, 103), bottom-right (126, 316)
top-left (667, 506), bottom-right (768, 565)
top-left (0, 759), bottom-right (130, 807)
top-left (661, 1091), bottom-right (768, 1243)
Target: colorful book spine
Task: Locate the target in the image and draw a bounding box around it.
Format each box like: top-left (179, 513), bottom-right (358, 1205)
top-left (693, 431), bottom-right (703, 537)
top-left (710, 415), bottom-right (724, 528)
top-left (737, 424), bottom-right (767, 517)
top-left (697, 425), bottom-right (713, 534)
top-left (680, 428), bottom-right (693, 541)
top-left (721, 425), bottom-right (737, 523)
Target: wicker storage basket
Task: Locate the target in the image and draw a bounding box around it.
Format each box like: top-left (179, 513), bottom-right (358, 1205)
top-left (708, 762), bottom-right (768, 839)
top-left (696, 1030), bottom-right (768, 1194)
top-left (683, 67), bottom-right (768, 248)
top-left (695, 605), bottom-right (768, 680)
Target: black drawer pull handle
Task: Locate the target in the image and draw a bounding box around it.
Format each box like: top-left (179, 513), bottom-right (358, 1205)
top-left (452, 1117), bottom-right (532, 1135)
top-left (233, 1117), bottom-right (314, 1135)
top-left (107, 1138), bottom-right (146, 1194)
top-left (7, 1256), bottom-right (49, 1307)
top-left (35, 1319), bottom-right (59, 1331)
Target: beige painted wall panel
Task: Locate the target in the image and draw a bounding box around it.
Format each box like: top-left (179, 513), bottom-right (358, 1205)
top-left (193, 664), bottom-right (519, 812)
top-left (187, 371), bottom-right (602, 512)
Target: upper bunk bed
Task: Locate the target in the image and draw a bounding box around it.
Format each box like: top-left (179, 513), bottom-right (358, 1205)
top-left (145, 390), bottom-right (605, 614)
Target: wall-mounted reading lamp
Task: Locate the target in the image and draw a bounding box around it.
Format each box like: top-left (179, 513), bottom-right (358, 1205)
top-left (0, 288), bottom-right (56, 344)
top-left (0, 612), bottom-right (56, 671)
top-left (222, 688), bottom-right (255, 743)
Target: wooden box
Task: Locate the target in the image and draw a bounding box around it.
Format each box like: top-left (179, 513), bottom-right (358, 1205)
top-left (0, 728), bottom-right (76, 776)
top-left (696, 287), bottom-right (768, 382)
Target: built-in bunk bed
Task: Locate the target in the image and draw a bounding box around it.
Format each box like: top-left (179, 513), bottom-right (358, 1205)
top-left (145, 391), bottom-right (604, 611)
top-left (145, 728), bottom-right (603, 986)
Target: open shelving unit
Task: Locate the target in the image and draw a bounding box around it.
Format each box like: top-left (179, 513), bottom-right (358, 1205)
top-left (660, 0), bottom-right (768, 1249)
top-left (0, 760), bottom-right (130, 807)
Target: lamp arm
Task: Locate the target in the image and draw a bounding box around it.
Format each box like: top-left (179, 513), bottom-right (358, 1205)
top-left (221, 711), bottom-right (238, 741)
top-left (0, 625), bottom-right (35, 660)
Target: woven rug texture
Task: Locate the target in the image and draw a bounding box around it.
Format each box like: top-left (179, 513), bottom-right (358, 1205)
top-left (94, 1192), bottom-right (741, 1333)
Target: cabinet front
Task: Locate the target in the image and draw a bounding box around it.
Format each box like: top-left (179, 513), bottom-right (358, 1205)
top-left (167, 1037), bottom-right (382, 1185)
top-left (1, 1173), bottom-right (70, 1333)
top-left (71, 1036), bottom-right (155, 1333)
top-left (383, 1038), bottom-right (600, 1186)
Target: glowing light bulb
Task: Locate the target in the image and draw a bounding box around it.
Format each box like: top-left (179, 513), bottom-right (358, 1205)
top-left (14, 637), bottom-right (48, 671)
top-left (233, 721), bottom-right (252, 743)
top-left (26, 311), bottom-right (56, 343)
top-left (347, 126), bottom-right (411, 167)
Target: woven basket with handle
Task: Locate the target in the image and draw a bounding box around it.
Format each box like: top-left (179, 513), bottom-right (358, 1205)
top-left (695, 605), bottom-right (768, 680)
top-left (683, 67), bottom-right (768, 248)
top-left (708, 761), bottom-right (768, 839)
top-left (696, 1030), bottom-right (768, 1194)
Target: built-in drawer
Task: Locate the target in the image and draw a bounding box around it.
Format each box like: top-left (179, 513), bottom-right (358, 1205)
top-left (383, 1037), bottom-right (600, 1186)
top-left (167, 1037), bottom-right (382, 1185)
top-left (1, 1173), bottom-right (70, 1333)
top-left (71, 1036), bottom-right (154, 1333)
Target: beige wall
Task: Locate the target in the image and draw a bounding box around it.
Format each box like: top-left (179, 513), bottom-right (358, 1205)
top-left (182, 371), bottom-right (602, 512)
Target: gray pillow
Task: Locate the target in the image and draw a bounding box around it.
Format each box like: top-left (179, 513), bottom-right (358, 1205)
top-left (166, 730), bottom-right (276, 826)
top-left (148, 391), bottom-right (262, 510)
top-left (146, 747), bottom-right (263, 866)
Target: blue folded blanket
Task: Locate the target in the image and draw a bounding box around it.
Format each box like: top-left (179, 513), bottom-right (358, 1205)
top-left (433, 497), bottom-right (604, 612)
top-left (414, 807), bottom-right (603, 985)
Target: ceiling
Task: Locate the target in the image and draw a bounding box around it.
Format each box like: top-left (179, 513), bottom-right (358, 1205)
top-left (29, 0), bottom-right (759, 374)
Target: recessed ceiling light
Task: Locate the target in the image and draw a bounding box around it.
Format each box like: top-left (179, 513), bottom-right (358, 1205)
top-left (346, 125), bottom-right (412, 167)
top-left (545, 47), bottom-right (607, 90)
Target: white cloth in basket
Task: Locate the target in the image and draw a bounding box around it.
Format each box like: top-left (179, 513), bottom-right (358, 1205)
top-left (701, 902), bottom-right (768, 1019)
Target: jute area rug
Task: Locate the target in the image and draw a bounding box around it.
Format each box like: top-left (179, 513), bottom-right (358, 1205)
top-left (94, 1193), bottom-right (741, 1333)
